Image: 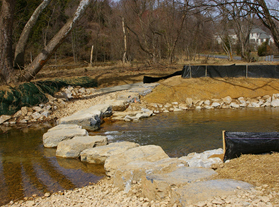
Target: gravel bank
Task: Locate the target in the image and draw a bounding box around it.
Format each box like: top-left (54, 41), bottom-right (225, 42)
top-left (3, 178), bottom-right (278, 207)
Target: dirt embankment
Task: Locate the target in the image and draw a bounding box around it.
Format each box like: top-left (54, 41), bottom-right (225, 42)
top-left (143, 76), bottom-right (279, 104)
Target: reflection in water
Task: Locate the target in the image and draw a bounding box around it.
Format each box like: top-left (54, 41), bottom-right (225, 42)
top-left (0, 125), bottom-right (104, 206)
top-left (1, 107), bottom-right (279, 205)
top-left (94, 108), bottom-right (279, 157)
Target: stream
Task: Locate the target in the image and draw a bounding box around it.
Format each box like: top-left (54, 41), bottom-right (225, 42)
top-left (1, 107), bottom-right (279, 205)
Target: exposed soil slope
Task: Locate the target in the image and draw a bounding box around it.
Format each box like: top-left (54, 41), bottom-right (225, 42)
top-left (143, 76), bottom-right (279, 104)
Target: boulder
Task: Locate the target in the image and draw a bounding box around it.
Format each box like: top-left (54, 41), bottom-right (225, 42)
top-left (179, 148), bottom-right (223, 168)
top-left (56, 135), bottom-right (108, 158)
top-left (80, 141), bottom-right (139, 164)
top-left (58, 104), bottom-right (112, 131)
top-left (112, 110), bottom-right (153, 122)
top-left (104, 145), bottom-right (169, 177)
top-left (230, 102), bottom-right (240, 108)
top-left (222, 96), bottom-right (232, 104)
top-left (0, 115), bottom-right (11, 124)
top-left (204, 100), bottom-right (211, 106)
top-left (271, 99), bottom-right (279, 107)
top-left (171, 179), bottom-right (253, 206)
top-left (142, 167), bottom-right (217, 201)
top-left (21, 107), bottom-right (28, 116)
top-left (185, 98), bottom-right (193, 107)
top-left (105, 99), bottom-right (129, 111)
top-left (43, 124), bottom-right (88, 148)
top-left (113, 158), bottom-right (188, 192)
top-left (211, 102), bottom-right (220, 108)
top-left (13, 110), bottom-right (22, 118)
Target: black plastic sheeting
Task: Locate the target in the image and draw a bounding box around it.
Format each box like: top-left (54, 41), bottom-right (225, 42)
top-left (224, 131), bottom-right (279, 161)
top-left (182, 64), bottom-right (279, 78)
top-left (143, 71), bottom-right (182, 83)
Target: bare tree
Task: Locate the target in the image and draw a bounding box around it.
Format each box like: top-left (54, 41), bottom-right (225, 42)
top-left (13, 0), bottom-right (51, 69)
top-left (0, 0), bottom-right (94, 83)
top-left (0, 0), bottom-right (15, 83)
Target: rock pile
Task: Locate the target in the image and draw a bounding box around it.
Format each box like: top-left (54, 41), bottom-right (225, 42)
top-left (139, 94), bottom-right (279, 113)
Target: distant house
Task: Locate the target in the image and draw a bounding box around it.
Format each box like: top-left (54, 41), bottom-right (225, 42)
top-left (215, 27), bottom-right (274, 46)
top-left (249, 28), bottom-right (274, 45)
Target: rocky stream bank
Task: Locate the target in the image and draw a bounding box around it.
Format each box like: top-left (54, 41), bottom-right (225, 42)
top-left (2, 78), bottom-right (279, 206)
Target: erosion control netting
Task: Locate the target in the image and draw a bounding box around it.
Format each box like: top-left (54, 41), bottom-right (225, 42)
top-left (223, 131), bottom-right (279, 161)
top-left (182, 64), bottom-right (279, 78)
top-left (0, 77), bottom-right (97, 115)
top-left (143, 71), bottom-right (182, 83)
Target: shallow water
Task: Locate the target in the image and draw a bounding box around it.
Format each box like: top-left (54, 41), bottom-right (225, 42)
top-left (94, 108), bottom-right (279, 157)
top-left (0, 125), bottom-right (104, 206)
top-left (1, 107), bottom-right (279, 205)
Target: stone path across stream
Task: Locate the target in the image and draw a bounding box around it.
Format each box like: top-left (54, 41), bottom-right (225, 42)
top-left (40, 82), bottom-right (255, 206)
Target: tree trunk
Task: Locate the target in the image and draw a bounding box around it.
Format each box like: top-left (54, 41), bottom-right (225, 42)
top-left (21, 0), bottom-right (93, 82)
top-left (0, 0), bottom-right (15, 83)
top-left (14, 0), bottom-right (51, 69)
top-left (122, 17), bottom-right (128, 63)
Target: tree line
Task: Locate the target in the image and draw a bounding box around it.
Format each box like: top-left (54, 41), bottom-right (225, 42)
top-left (0, 0), bottom-right (279, 84)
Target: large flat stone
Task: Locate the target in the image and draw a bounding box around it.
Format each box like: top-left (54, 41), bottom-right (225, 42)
top-left (58, 104), bottom-right (112, 131)
top-left (171, 179), bottom-right (253, 206)
top-left (104, 145), bottom-right (169, 177)
top-left (179, 148), bottom-right (223, 168)
top-left (112, 158), bottom-right (188, 192)
top-left (56, 136), bottom-right (108, 158)
top-left (43, 124), bottom-right (88, 148)
top-left (142, 167), bottom-right (217, 201)
top-left (80, 141), bottom-right (139, 164)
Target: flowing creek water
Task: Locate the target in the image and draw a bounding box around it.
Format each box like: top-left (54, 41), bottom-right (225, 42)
top-left (1, 107), bottom-right (279, 205)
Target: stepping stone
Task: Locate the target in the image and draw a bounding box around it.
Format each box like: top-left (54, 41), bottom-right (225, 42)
top-left (80, 141), bottom-right (139, 164)
top-left (43, 124), bottom-right (88, 148)
top-left (171, 179), bottom-right (253, 206)
top-left (142, 167), bottom-right (217, 201)
top-left (58, 104), bottom-right (112, 131)
top-left (113, 158), bottom-right (188, 192)
top-left (56, 135), bottom-right (108, 158)
top-left (104, 145), bottom-right (169, 177)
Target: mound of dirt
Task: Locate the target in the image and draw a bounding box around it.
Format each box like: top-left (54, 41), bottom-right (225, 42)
top-left (142, 76), bottom-right (279, 104)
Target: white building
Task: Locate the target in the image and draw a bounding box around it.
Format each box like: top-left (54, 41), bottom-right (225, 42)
top-left (249, 28), bottom-right (274, 45)
top-left (215, 27), bottom-right (274, 46)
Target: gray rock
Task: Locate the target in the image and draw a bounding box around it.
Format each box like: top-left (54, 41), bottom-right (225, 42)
top-left (13, 110), bottom-right (22, 118)
top-left (211, 102), bottom-right (220, 107)
top-left (223, 96), bottom-right (232, 104)
top-left (56, 135), bottom-right (108, 158)
top-left (43, 124), bottom-right (88, 148)
top-left (41, 110), bottom-right (51, 118)
top-left (142, 167), bottom-right (217, 201)
top-left (105, 99), bottom-right (129, 111)
top-left (0, 115), bottom-right (11, 124)
top-left (104, 145), bottom-right (169, 177)
top-left (171, 179), bottom-right (253, 206)
top-left (113, 158), bottom-right (188, 192)
top-left (80, 141), bottom-right (139, 164)
top-left (230, 102), bottom-right (240, 108)
top-left (185, 98), bottom-right (193, 107)
top-left (271, 99), bottom-right (279, 107)
top-left (31, 112), bottom-right (41, 120)
top-left (204, 100), bottom-right (211, 106)
top-left (47, 124), bottom-right (82, 132)
top-left (32, 106), bottom-right (43, 113)
top-left (58, 104), bottom-right (111, 131)
top-left (179, 148), bottom-right (223, 168)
